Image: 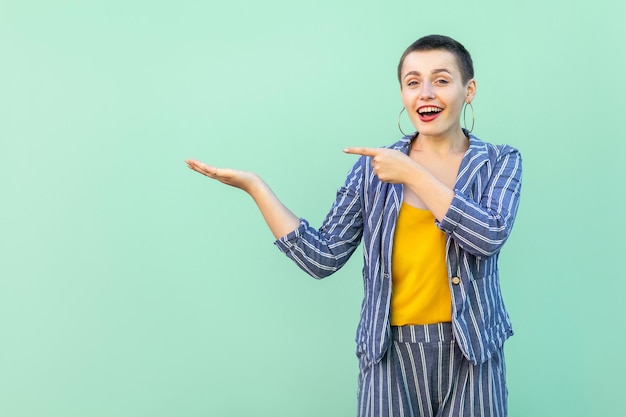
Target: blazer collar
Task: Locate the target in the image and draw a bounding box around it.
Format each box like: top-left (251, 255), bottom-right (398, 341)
top-left (390, 132), bottom-right (491, 193)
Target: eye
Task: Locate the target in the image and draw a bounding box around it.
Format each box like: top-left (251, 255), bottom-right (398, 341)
top-left (435, 78), bottom-right (449, 85)
top-left (407, 80), bottom-right (420, 87)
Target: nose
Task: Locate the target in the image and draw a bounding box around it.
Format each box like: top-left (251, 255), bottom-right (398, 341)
top-left (419, 82), bottom-right (435, 99)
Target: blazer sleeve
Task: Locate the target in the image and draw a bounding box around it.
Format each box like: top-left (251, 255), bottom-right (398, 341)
top-left (438, 145), bottom-right (522, 258)
top-left (274, 159), bottom-right (365, 279)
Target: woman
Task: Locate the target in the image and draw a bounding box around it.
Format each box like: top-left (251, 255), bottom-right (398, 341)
top-left (186, 35), bottom-right (522, 417)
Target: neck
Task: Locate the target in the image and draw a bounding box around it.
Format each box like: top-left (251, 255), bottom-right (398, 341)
top-left (412, 128), bottom-right (469, 156)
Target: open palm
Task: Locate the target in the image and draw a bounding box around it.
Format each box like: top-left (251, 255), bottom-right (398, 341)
top-left (185, 159), bottom-right (259, 193)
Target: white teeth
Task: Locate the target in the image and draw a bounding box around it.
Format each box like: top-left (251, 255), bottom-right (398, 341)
top-left (418, 107), bottom-right (442, 114)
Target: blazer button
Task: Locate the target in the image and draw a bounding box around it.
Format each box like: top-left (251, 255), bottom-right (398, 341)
top-left (451, 276), bottom-right (461, 285)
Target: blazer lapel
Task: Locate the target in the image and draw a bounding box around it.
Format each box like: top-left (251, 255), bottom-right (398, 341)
top-left (455, 135), bottom-right (490, 198)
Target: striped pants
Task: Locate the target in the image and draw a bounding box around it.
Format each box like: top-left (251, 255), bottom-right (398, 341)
top-left (357, 323), bottom-right (507, 417)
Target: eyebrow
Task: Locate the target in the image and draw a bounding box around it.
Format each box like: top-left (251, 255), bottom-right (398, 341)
top-left (403, 68), bottom-right (452, 80)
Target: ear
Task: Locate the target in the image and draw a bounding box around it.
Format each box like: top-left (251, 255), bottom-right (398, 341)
top-left (465, 79), bottom-right (476, 103)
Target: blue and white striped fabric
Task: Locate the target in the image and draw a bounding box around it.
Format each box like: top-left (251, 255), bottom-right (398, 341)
top-left (274, 133), bottom-right (522, 368)
top-left (358, 323), bottom-right (508, 417)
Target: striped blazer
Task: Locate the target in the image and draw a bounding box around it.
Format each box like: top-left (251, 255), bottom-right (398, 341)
top-left (275, 133), bottom-right (522, 366)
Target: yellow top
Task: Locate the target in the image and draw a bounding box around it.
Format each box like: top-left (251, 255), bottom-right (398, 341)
top-left (390, 202), bottom-right (452, 325)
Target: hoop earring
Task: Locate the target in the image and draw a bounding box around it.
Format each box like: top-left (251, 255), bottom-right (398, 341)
top-left (397, 107), bottom-right (409, 136)
top-left (463, 101), bottom-right (475, 133)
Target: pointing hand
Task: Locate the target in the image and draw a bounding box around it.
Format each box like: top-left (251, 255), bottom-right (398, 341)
top-left (343, 147), bottom-right (414, 184)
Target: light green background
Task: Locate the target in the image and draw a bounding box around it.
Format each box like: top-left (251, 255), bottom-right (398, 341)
top-left (1, 1), bottom-right (624, 416)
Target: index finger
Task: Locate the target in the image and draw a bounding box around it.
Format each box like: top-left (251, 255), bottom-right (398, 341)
top-left (343, 147), bottom-right (381, 157)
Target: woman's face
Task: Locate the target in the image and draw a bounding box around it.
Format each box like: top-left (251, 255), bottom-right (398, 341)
top-left (400, 49), bottom-right (475, 140)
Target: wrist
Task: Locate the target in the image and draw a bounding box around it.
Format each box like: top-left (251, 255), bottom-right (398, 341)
top-left (245, 174), bottom-right (268, 197)
top-left (404, 160), bottom-right (426, 188)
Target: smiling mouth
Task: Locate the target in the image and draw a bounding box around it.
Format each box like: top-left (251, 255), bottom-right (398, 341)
top-left (417, 106), bottom-right (443, 121)
top-left (417, 106), bottom-right (443, 117)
